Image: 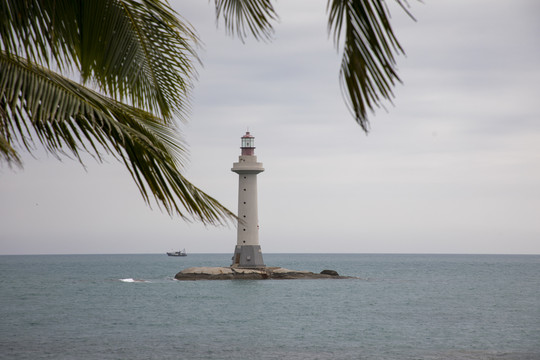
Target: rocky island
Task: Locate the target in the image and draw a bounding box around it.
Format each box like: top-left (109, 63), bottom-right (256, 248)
top-left (175, 266), bottom-right (356, 280)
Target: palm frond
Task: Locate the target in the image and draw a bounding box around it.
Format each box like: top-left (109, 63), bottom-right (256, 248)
top-left (0, 0), bottom-right (199, 121)
top-left (0, 133), bottom-right (22, 167)
top-left (328, 0), bottom-right (409, 131)
top-left (215, 0), bottom-right (277, 42)
top-left (0, 53), bottom-right (235, 224)
top-left (83, 0), bottom-right (200, 121)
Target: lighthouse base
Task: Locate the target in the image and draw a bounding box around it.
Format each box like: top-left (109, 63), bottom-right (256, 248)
top-left (231, 245), bottom-right (265, 268)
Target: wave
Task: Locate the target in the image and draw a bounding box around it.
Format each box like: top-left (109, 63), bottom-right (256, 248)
top-left (119, 278), bottom-right (147, 283)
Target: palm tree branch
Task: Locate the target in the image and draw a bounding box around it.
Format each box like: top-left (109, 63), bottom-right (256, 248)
top-left (0, 53), bottom-right (235, 224)
top-left (328, 0), bottom-right (409, 131)
top-left (0, 0), bottom-right (200, 122)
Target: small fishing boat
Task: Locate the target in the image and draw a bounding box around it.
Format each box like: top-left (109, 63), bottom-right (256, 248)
top-left (167, 248), bottom-right (187, 257)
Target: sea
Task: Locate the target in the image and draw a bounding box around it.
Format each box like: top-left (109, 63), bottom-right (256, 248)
top-left (0, 254), bottom-right (538, 360)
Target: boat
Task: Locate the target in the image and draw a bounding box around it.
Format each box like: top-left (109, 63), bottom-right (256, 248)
top-left (167, 248), bottom-right (187, 257)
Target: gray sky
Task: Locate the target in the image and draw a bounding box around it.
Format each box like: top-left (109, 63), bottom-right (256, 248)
top-left (1, 0), bottom-right (539, 255)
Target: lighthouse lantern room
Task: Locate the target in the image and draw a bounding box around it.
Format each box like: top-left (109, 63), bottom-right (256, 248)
top-left (231, 132), bottom-right (265, 268)
top-left (241, 133), bottom-right (255, 154)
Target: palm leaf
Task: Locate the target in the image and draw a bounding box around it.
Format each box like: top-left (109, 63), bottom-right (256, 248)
top-left (328, 0), bottom-right (410, 131)
top-left (0, 53), bottom-right (235, 224)
top-left (214, 0), bottom-right (277, 42)
top-left (212, 0), bottom-right (410, 131)
top-left (0, 133), bottom-right (21, 166)
top-left (0, 0), bottom-right (199, 121)
top-left (0, 0), bottom-right (236, 224)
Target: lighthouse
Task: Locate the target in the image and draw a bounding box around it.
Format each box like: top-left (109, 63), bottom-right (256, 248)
top-left (231, 131), bottom-right (265, 268)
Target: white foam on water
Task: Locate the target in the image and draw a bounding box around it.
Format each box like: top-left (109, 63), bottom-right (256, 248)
top-left (119, 278), bottom-right (148, 283)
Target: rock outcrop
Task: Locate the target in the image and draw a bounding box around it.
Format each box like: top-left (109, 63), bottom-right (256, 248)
top-left (320, 269), bottom-right (339, 276)
top-left (174, 266), bottom-right (356, 280)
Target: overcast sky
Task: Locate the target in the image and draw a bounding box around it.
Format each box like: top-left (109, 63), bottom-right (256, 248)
top-left (1, 0), bottom-right (539, 255)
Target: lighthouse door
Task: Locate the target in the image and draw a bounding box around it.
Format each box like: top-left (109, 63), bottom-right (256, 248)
top-left (234, 253), bottom-right (241, 265)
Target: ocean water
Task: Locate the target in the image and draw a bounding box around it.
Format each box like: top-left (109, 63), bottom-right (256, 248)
top-left (0, 254), bottom-right (538, 360)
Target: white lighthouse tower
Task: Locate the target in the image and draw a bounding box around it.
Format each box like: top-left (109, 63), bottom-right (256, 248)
top-left (231, 131), bottom-right (265, 268)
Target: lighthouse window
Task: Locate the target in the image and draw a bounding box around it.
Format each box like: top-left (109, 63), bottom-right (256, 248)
top-left (243, 215), bottom-right (246, 218)
top-left (243, 176), bottom-right (246, 179)
top-left (243, 202), bottom-right (246, 204)
top-left (243, 229), bottom-right (246, 231)
top-left (243, 188), bottom-right (246, 191)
